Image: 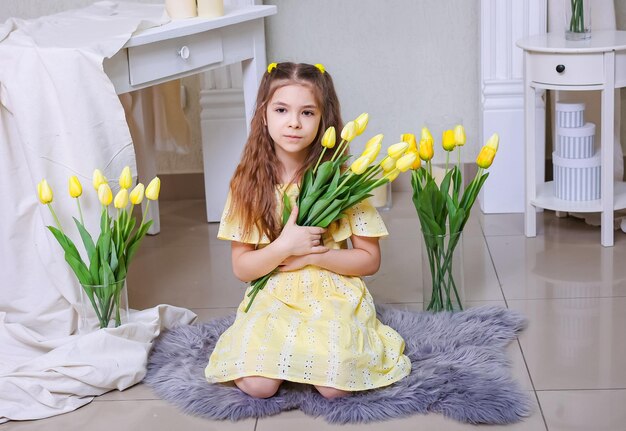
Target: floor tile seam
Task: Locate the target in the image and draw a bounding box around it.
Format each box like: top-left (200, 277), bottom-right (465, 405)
top-left (513, 339), bottom-right (548, 430)
top-left (481, 229), bottom-right (508, 307)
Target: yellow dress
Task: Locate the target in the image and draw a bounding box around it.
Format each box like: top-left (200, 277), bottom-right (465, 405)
top-left (204, 184), bottom-right (411, 391)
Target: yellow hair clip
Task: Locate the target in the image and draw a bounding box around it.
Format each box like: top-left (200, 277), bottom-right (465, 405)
top-left (267, 62), bottom-right (277, 73)
top-left (314, 63), bottom-right (325, 74)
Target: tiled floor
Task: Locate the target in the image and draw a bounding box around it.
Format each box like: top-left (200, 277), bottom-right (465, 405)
top-left (6, 192), bottom-right (626, 430)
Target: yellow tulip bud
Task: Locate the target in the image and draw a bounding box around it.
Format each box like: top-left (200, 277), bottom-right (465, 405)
top-left (354, 113), bottom-right (369, 136)
top-left (37, 179), bottom-right (53, 204)
top-left (68, 175), bottom-right (82, 198)
top-left (350, 156), bottom-right (370, 175)
top-left (418, 137), bottom-right (434, 161)
top-left (129, 183), bottom-right (145, 205)
top-left (98, 183), bottom-right (113, 206)
top-left (340, 121), bottom-right (357, 142)
top-left (92, 169), bottom-right (107, 190)
top-left (380, 156), bottom-right (397, 172)
top-left (486, 132), bottom-right (499, 151)
top-left (365, 134), bottom-right (384, 151)
top-left (386, 168), bottom-right (401, 182)
top-left (476, 147), bottom-right (497, 169)
top-left (442, 129), bottom-right (456, 152)
top-left (387, 141), bottom-right (409, 160)
top-left (114, 188), bottom-right (129, 209)
top-left (361, 142), bottom-right (381, 164)
top-left (476, 133), bottom-right (499, 169)
top-left (400, 133), bottom-right (417, 152)
top-left (407, 149), bottom-right (422, 170)
top-left (454, 125), bottom-right (466, 147)
top-left (119, 166), bottom-right (132, 189)
top-left (321, 126), bottom-right (336, 149)
top-left (145, 177), bottom-right (161, 201)
top-left (420, 127), bottom-right (434, 143)
top-left (396, 152), bottom-right (418, 172)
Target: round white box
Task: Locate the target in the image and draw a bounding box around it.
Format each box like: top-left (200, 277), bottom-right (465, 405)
top-left (556, 102), bottom-right (585, 128)
top-left (556, 122), bottom-right (595, 159)
top-left (552, 152), bottom-right (601, 201)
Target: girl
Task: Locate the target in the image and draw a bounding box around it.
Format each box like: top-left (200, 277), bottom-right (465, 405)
top-left (205, 62), bottom-right (411, 399)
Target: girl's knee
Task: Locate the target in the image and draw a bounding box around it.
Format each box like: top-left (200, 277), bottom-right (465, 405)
top-left (235, 376), bottom-right (282, 398)
top-left (314, 385), bottom-right (351, 399)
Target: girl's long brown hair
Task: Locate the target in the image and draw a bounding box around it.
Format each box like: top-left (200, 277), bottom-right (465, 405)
top-left (228, 62), bottom-right (343, 242)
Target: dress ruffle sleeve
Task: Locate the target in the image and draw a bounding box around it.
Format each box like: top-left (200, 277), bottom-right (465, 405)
top-left (329, 199), bottom-right (389, 243)
top-left (217, 192), bottom-right (270, 245)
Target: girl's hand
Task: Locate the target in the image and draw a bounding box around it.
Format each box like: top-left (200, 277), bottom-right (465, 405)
top-left (274, 206), bottom-right (328, 256)
top-left (278, 254), bottom-right (314, 272)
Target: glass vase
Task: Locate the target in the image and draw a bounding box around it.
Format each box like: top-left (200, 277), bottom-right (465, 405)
top-left (79, 278), bottom-right (129, 333)
top-left (565, 0), bottom-right (591, 41)
top-left (421, 229), bottom-right (465, 312)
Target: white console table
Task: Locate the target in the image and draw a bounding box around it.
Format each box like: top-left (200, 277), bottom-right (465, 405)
top-left (103, 4), bottom-right (277, 233)
top-left (517, 31), bottom-right (626, 247)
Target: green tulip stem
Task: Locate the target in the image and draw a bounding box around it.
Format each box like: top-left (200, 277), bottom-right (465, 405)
top-left (330, 139), bottom-right (348, 162)
top-left (140, 200), bottom-right (150, 227)
top-left (445, 152), bottom-right (450, 172)
top-left (313, 147), bottom-right (327, 174)
top-left (76, 197), bottom-right (84, 226)
top-left (457, 148), bottom-right (461, 170)
top-left (47, 204), bottom-right (65, 235)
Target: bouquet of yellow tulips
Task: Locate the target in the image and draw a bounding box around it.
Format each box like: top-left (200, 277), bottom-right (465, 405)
top-left (409, 126), bottom-right (499, 312)
top-left (37, 167), bottom-right (160, 329)
top-left (245, 113), bottom-right (417, 312)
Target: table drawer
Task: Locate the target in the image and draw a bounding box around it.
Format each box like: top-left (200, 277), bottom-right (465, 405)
top-left (527, 52), bottom-right (604, 86)
top-left (128, 31), bottom-right (223, 86)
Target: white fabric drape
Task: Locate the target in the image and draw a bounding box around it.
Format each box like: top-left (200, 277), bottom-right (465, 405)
top-left (0, 2), bottom-right (196, 423)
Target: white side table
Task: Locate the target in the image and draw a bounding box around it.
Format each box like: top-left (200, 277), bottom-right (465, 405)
top-left (517, 31), bottom-right (626, 247)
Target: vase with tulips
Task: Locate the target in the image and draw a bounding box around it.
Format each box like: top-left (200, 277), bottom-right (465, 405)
top-left (245, 113), bottom-right (417, 312)
top-left (37, 167), bottom-right (160, 330)
top-left (407, 126), bottom-right (499, 312)
top-left (565, 0), bottom-right (591, 41)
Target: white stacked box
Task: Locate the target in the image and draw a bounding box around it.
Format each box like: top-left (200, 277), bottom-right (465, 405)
top-left (553, 102), bottom-right (600, 201)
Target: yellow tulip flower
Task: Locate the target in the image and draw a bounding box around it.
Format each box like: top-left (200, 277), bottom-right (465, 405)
top-left (350, 156), bottom-right (370, 175)
top-left (400, 133), bottom-right (417, 152)
top-left (420, 127), bottom-right (434, 144)
top-left (442, 129), bottom-right (456, 152)
top-left (476, 133), bottom-right (499, 169)
top-left (130, 183), bottom-right (145, 205)
top-left (386, 168), bottom-right (401, 182)
top-left (37, 179), bottom-right (53, 204)
top-left (145, 177), bottom-right (161, 201)
top-left (387, 142), bottom-right (409, 160)
top-left (418, 137), bottom-right (434, 161)
top-left (407, 149), bottom-right (421, 170)
top-left (380, 156), bottom-right (397, 172)
top-left (321, 126), bottom-right (336, 149)
top-left (396, 152), bottom-right (418, 172)
top-left (365, 134), bottom-right (384, 151)
top-left (114, 189), bottom-right (129, 209)
top-left (119, 166), bottom-right (132, 190)
top-left (454, 124), bottom-right (466, 147)
top-left (98, 183), bottom-right (113, 206)
top-left (92, 169), bottom-right (107, 190)
top-left (354, 113), bottom-right (369, 136)
top-left (68, 176), bottom-right (82, 198)
top-left (362, 142), bottom-right (381, 164)
top-left (340, 121), bottom-right (357, 142)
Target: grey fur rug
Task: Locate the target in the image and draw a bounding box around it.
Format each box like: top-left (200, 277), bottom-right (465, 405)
top-left (144, 305), bottom-right (531, 424)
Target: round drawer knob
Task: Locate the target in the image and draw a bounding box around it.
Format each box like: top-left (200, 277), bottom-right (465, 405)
top-left (178, 46), bottom-right (190, 60)
top-left (556, 64), bottom-right (565, 73)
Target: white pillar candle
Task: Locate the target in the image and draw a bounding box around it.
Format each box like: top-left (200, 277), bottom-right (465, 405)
top-left (197, 0), bottom-right (224, 18)
top-left (165, 0), bottom-right (197, 19)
